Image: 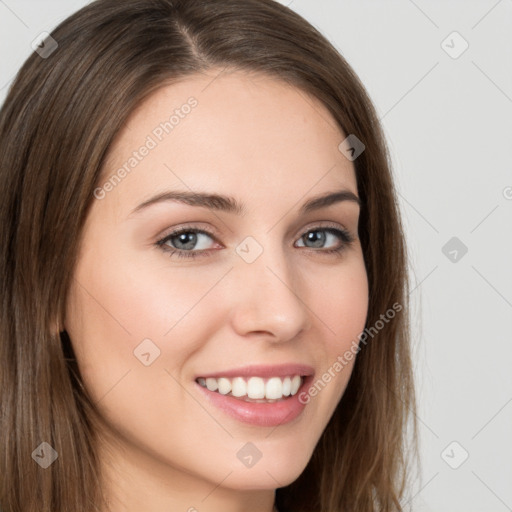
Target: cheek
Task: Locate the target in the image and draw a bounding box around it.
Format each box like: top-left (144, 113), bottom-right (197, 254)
top-left (64, 249), bottom-right (234, 450)
top-left (65, 244), bottom-right (231, 386)
top-left (319, 254), bottom-right (369, 349)
top-left (302, 255), bottom-right (368, 406)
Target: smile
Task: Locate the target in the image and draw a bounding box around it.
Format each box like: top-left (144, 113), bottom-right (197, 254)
top-left (196, 375), bottom-right (303, 402)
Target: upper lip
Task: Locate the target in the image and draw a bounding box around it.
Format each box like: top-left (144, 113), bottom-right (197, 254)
top-left (195, 364), bottom-right (315, 380)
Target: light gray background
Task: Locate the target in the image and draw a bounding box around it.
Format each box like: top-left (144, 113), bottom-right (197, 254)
top-left (1, 1), bottom-right (511, 511)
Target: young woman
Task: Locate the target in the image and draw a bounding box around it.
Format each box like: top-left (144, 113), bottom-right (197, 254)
top-left (0, 1), bottom-right (417, 511)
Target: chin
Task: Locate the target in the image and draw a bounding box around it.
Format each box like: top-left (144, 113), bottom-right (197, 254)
top-left (222, 449), bottom-right (313, 490)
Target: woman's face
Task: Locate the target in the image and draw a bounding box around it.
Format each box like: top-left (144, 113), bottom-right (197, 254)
top-left (65, 69), bottom-right (368, 505)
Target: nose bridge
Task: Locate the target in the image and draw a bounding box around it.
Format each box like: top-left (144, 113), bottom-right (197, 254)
top-left (229, 235), bottom-right (311, 340)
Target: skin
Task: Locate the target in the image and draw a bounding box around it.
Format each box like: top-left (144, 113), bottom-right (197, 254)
top-left (64, 69), bottom-right (369, 512)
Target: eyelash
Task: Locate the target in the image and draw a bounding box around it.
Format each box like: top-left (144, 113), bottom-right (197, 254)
top-left (156, 224), bottom-right (355, 260)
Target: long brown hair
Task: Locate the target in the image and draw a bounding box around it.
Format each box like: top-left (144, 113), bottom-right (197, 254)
top-left (0, 1), bottom-right (418, 510)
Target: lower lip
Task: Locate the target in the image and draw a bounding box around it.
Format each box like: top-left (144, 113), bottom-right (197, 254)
top-left (195, 376), bottom-right (313, 427)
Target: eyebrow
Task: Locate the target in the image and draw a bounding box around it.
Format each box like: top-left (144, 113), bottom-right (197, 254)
top-left (129, 188), bottom-right (361, 217)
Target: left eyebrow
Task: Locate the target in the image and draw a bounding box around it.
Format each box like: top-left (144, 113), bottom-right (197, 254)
top-left (129, 188), bottom-right (361, 217)
top-left (300, 189), bottom-right (361, 213)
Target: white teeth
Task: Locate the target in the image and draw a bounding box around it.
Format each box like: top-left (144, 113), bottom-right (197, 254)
top-left (247, 377), bottom-right (265, 399)
top-left (265, 377), bottom-right (283, 400)
top-left (197, 375), bottom-right (304, 400)
top-left (231, 377), bottom-right (246, 397)
top-left (205, 378), bottom-right (218, 392)
top-left (290, 375), bottom-right (301, 395)
top-left (282, 376), bottom-right (291, 396)
top-left (217, 377), bottom-right (231, 395)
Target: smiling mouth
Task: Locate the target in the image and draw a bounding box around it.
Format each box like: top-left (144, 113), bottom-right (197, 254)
top-left (195, 375), bottom-right (304, 402)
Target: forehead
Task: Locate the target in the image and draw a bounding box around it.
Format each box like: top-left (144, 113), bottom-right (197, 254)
top-left (101, 69), bottom-right (357, 214)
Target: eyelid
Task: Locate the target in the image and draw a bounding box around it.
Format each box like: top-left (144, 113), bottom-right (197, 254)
top-left (299, 220), bottom-right (352, 235)
top-left (156, 220), bottom-right (354, 244)
top-left (156, 222), bottom-right (222, 244)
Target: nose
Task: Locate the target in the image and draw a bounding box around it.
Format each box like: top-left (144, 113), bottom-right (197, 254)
top-left (228, 241), bottom-right (312, 343)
